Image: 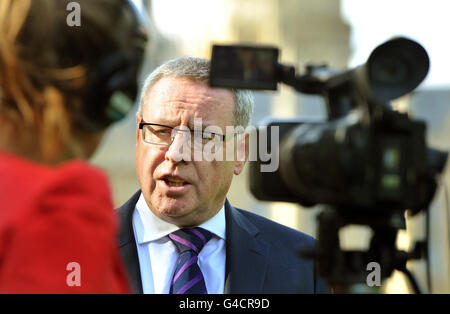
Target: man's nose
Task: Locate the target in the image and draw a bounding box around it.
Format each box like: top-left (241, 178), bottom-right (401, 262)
top-left (164, 130), bottom-right (191, 163)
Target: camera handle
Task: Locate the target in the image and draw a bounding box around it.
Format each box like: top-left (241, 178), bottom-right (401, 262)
top-left (276, 63), bottom-right (374, 120)
top-left (276, 63), bottom-right (329, 95)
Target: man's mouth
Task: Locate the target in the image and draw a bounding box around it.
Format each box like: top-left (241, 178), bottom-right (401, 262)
top-left (162, 176), bottom-right (189, 187)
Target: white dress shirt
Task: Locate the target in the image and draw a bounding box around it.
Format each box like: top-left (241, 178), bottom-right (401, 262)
top-left (132, 193), bottom-right (226, 294)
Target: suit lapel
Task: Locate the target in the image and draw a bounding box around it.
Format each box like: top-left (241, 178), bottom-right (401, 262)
top-left (224, 199), bottom-right (269, 293)
top-left (117, 190), bottom-right (143, 294)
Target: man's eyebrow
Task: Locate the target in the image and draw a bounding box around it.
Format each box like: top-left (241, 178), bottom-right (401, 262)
top-left (189, 123), bottom-right (210, 130)
top-left (189, 123), bottom-right (226, 134)
top-left (151, 119), bottom-right (220, 132)
top-left (149, 117), bottom-right (171, 124)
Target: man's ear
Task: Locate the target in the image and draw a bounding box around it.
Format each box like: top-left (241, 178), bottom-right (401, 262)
top-left (234, 132), bottom-right (249, 175)
top-left (136, 112), bottom-right (141, 145)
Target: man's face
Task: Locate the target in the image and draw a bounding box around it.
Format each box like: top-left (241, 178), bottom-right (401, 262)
top-left (136, 76), bottom-right (246, 227)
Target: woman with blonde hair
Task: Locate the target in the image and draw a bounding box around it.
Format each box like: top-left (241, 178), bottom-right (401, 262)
top-left (0, 0), bottom-right (147, 293)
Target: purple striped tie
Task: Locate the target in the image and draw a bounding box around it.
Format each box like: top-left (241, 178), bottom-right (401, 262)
top-left (168, 227), bottom-right (213, 294)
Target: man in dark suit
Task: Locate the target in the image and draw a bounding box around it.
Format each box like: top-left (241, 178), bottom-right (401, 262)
top-left (117, 56), bottom-right (328, 294)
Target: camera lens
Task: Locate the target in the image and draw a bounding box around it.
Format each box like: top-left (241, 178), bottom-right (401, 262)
top-left (370, 55), bottom-right (408, 85)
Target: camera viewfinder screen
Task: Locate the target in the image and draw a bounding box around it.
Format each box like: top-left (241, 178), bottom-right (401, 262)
top-left (210, 45), bottom-right (279, 90)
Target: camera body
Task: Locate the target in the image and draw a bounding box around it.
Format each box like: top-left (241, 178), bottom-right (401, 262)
top-left (250, 109), bottom-right (435, 215)
top-left (209, 37), bottom-right (448, 289)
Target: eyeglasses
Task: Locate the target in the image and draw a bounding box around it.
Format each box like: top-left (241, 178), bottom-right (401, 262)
top-left (139, 120), bottom-right (238, 149)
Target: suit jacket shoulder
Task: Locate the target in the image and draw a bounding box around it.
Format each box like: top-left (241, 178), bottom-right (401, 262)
top-left (225, 202), bottom-right (328, 293)
top-left (235, 206), bottom-right (315, 248)
top-left (116, 190), bottom-right (142, 293)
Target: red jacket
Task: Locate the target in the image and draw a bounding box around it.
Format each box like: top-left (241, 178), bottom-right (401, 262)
top-left (0, 151), bottom-right (130, 293)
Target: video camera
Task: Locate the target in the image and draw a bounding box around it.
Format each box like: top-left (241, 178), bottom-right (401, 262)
top-left (209, 37), bottom-right (448, 292)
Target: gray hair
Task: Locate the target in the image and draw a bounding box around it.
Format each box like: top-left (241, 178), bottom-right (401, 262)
top-left (138, 56), bottom-right (254, 127)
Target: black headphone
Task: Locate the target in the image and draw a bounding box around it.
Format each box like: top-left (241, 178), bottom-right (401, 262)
top-left (80, 0), bottom-right (148, 132)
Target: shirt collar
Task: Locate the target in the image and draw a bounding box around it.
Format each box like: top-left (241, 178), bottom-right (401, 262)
top-left (134, 193), bottom-right (226, 244)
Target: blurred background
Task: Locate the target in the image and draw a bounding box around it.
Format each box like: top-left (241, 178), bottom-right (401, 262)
top-left (90, 0), bottom-right (450, 293)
